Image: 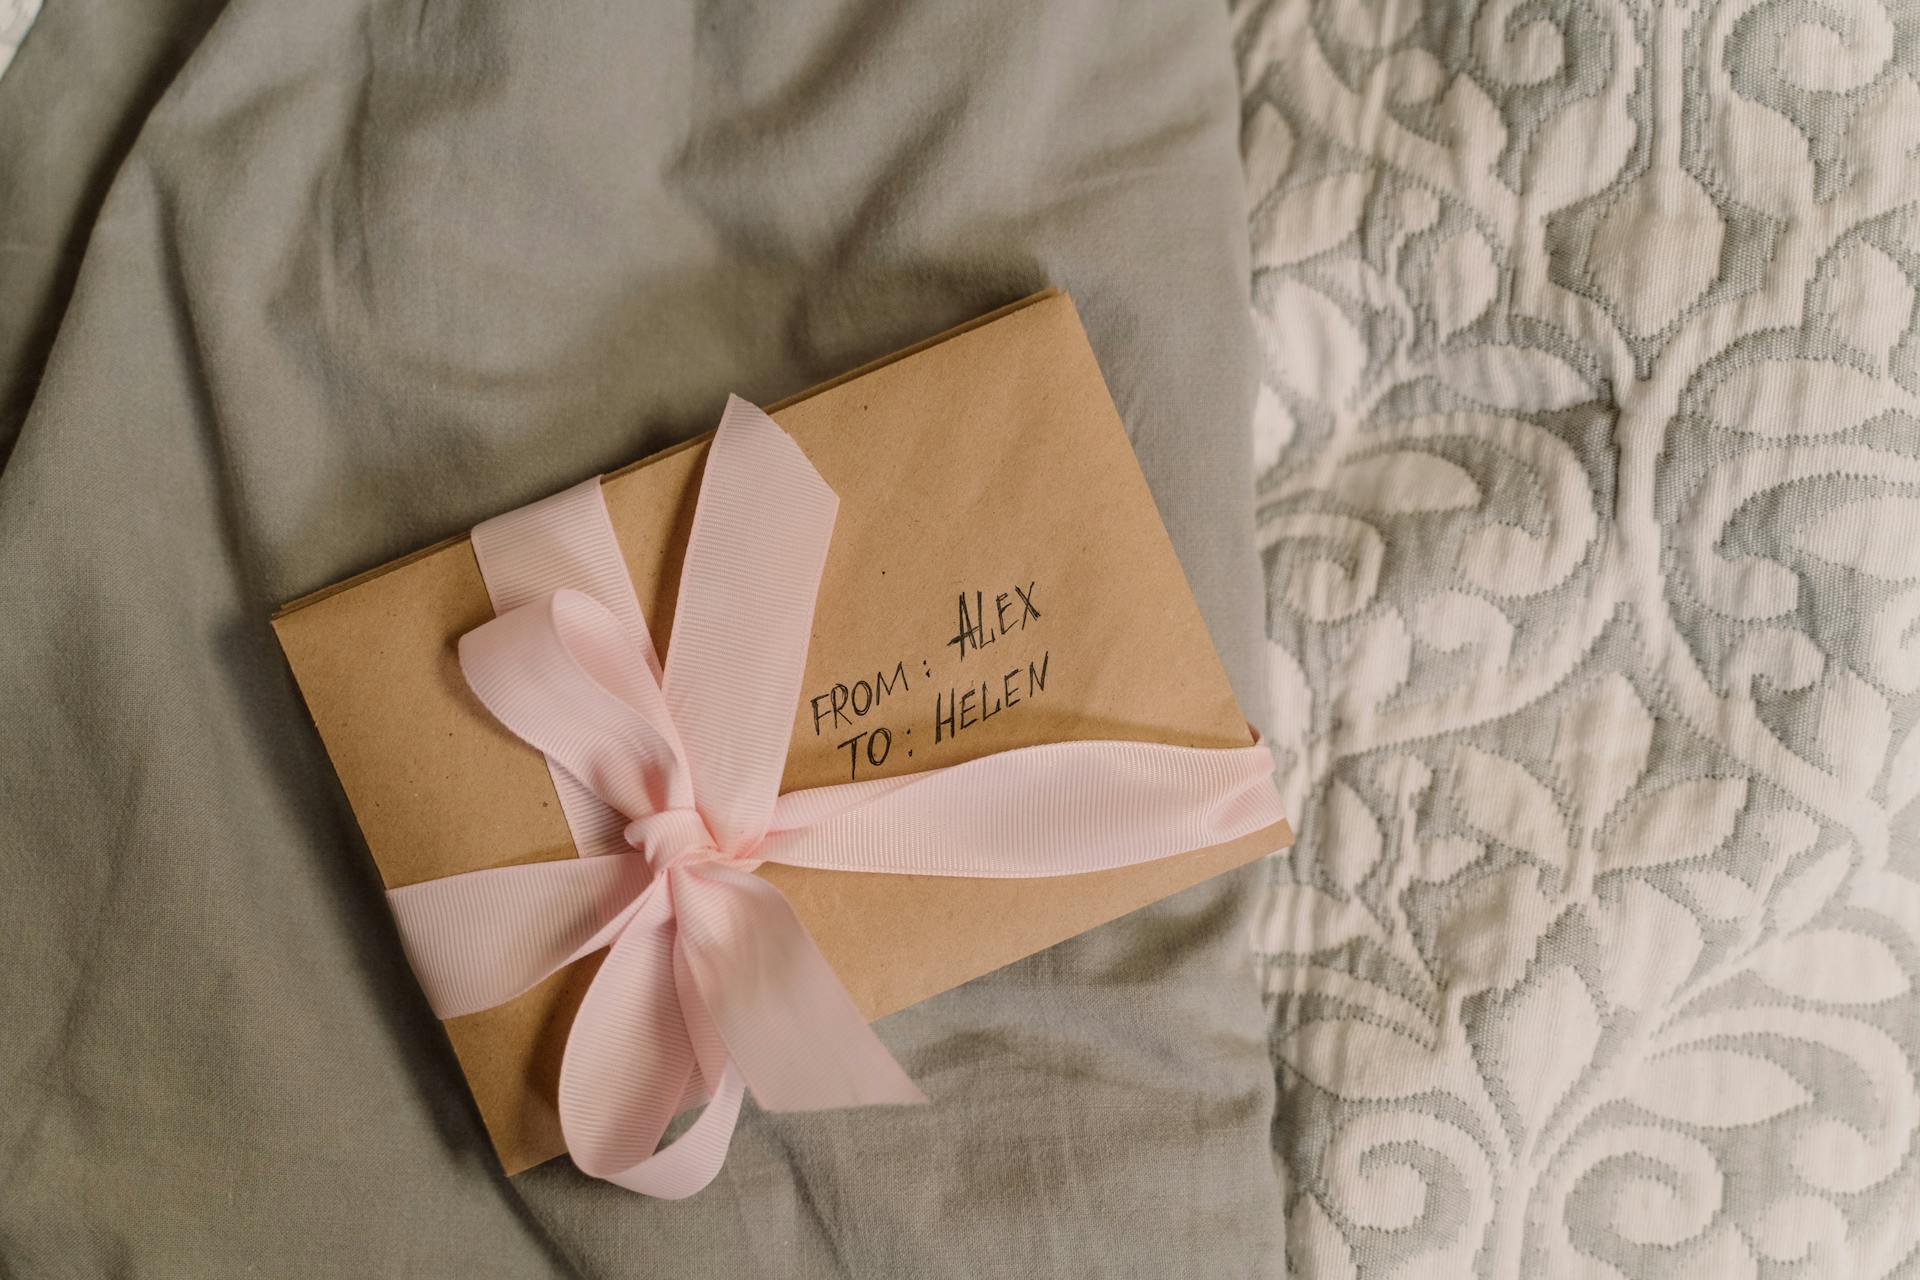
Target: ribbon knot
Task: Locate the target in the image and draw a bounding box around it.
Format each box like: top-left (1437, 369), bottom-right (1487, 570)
top-left (625, 809), bottom-right (725, 873)
top-left (385, 396), bottom-right (1288, 1200)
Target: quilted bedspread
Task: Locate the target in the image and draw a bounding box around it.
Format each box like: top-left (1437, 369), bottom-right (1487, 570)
top-left (1238, 1), bottom-right (1920, 1275)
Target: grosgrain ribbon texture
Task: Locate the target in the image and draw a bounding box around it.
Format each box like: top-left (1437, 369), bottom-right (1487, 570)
top-left (385, 396), bottom-right (1286, 1198)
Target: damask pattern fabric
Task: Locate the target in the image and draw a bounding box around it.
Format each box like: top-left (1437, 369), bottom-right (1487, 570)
top-left (1237, 1), bottom-right (1920, 1275)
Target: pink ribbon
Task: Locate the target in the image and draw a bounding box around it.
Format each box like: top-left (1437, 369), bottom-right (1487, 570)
top-left (387, 397), bottom-right (1284, 1198)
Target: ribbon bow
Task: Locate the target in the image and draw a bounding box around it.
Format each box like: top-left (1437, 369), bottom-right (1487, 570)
top-left (387, 397), bottom-right (1284, 1198)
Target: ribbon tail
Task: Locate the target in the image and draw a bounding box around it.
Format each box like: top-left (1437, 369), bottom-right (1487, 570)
top-left (674, 863), bottom-right (925, 1113)
top-left (662, 396), bottom-right (838, 856)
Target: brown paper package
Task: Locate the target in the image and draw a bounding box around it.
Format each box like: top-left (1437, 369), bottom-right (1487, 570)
top-left (272, 291), bottom-right (1294, 1174)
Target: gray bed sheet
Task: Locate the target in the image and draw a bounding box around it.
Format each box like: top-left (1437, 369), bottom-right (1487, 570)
top-left (0, 2), bottom-right (1278, 1276)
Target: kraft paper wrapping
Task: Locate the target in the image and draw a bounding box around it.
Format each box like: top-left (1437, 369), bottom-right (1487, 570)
top-left (272, 291), bottom-right (1293, 1174)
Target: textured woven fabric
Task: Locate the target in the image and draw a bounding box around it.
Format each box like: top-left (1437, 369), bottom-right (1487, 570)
top-left (0, 0), bottom-right (39, 81)
top-left (1236, 1), bottom-right (1920, 1274)
top-left (0, 2), bottom-right (1277, 1275)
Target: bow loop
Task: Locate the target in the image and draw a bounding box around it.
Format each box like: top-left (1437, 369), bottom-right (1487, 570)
top-left (555, 894), bottom-right (744, 1198)
top-left (460, 589), bottom-right (693, 822)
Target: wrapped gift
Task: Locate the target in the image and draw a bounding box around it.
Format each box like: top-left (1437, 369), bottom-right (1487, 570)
top-left (272, 290), bottom-right (1293, 1193)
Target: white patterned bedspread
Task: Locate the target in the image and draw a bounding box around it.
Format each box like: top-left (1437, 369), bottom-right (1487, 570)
top-left (1236, 0), bottom-right (1920, 1275)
